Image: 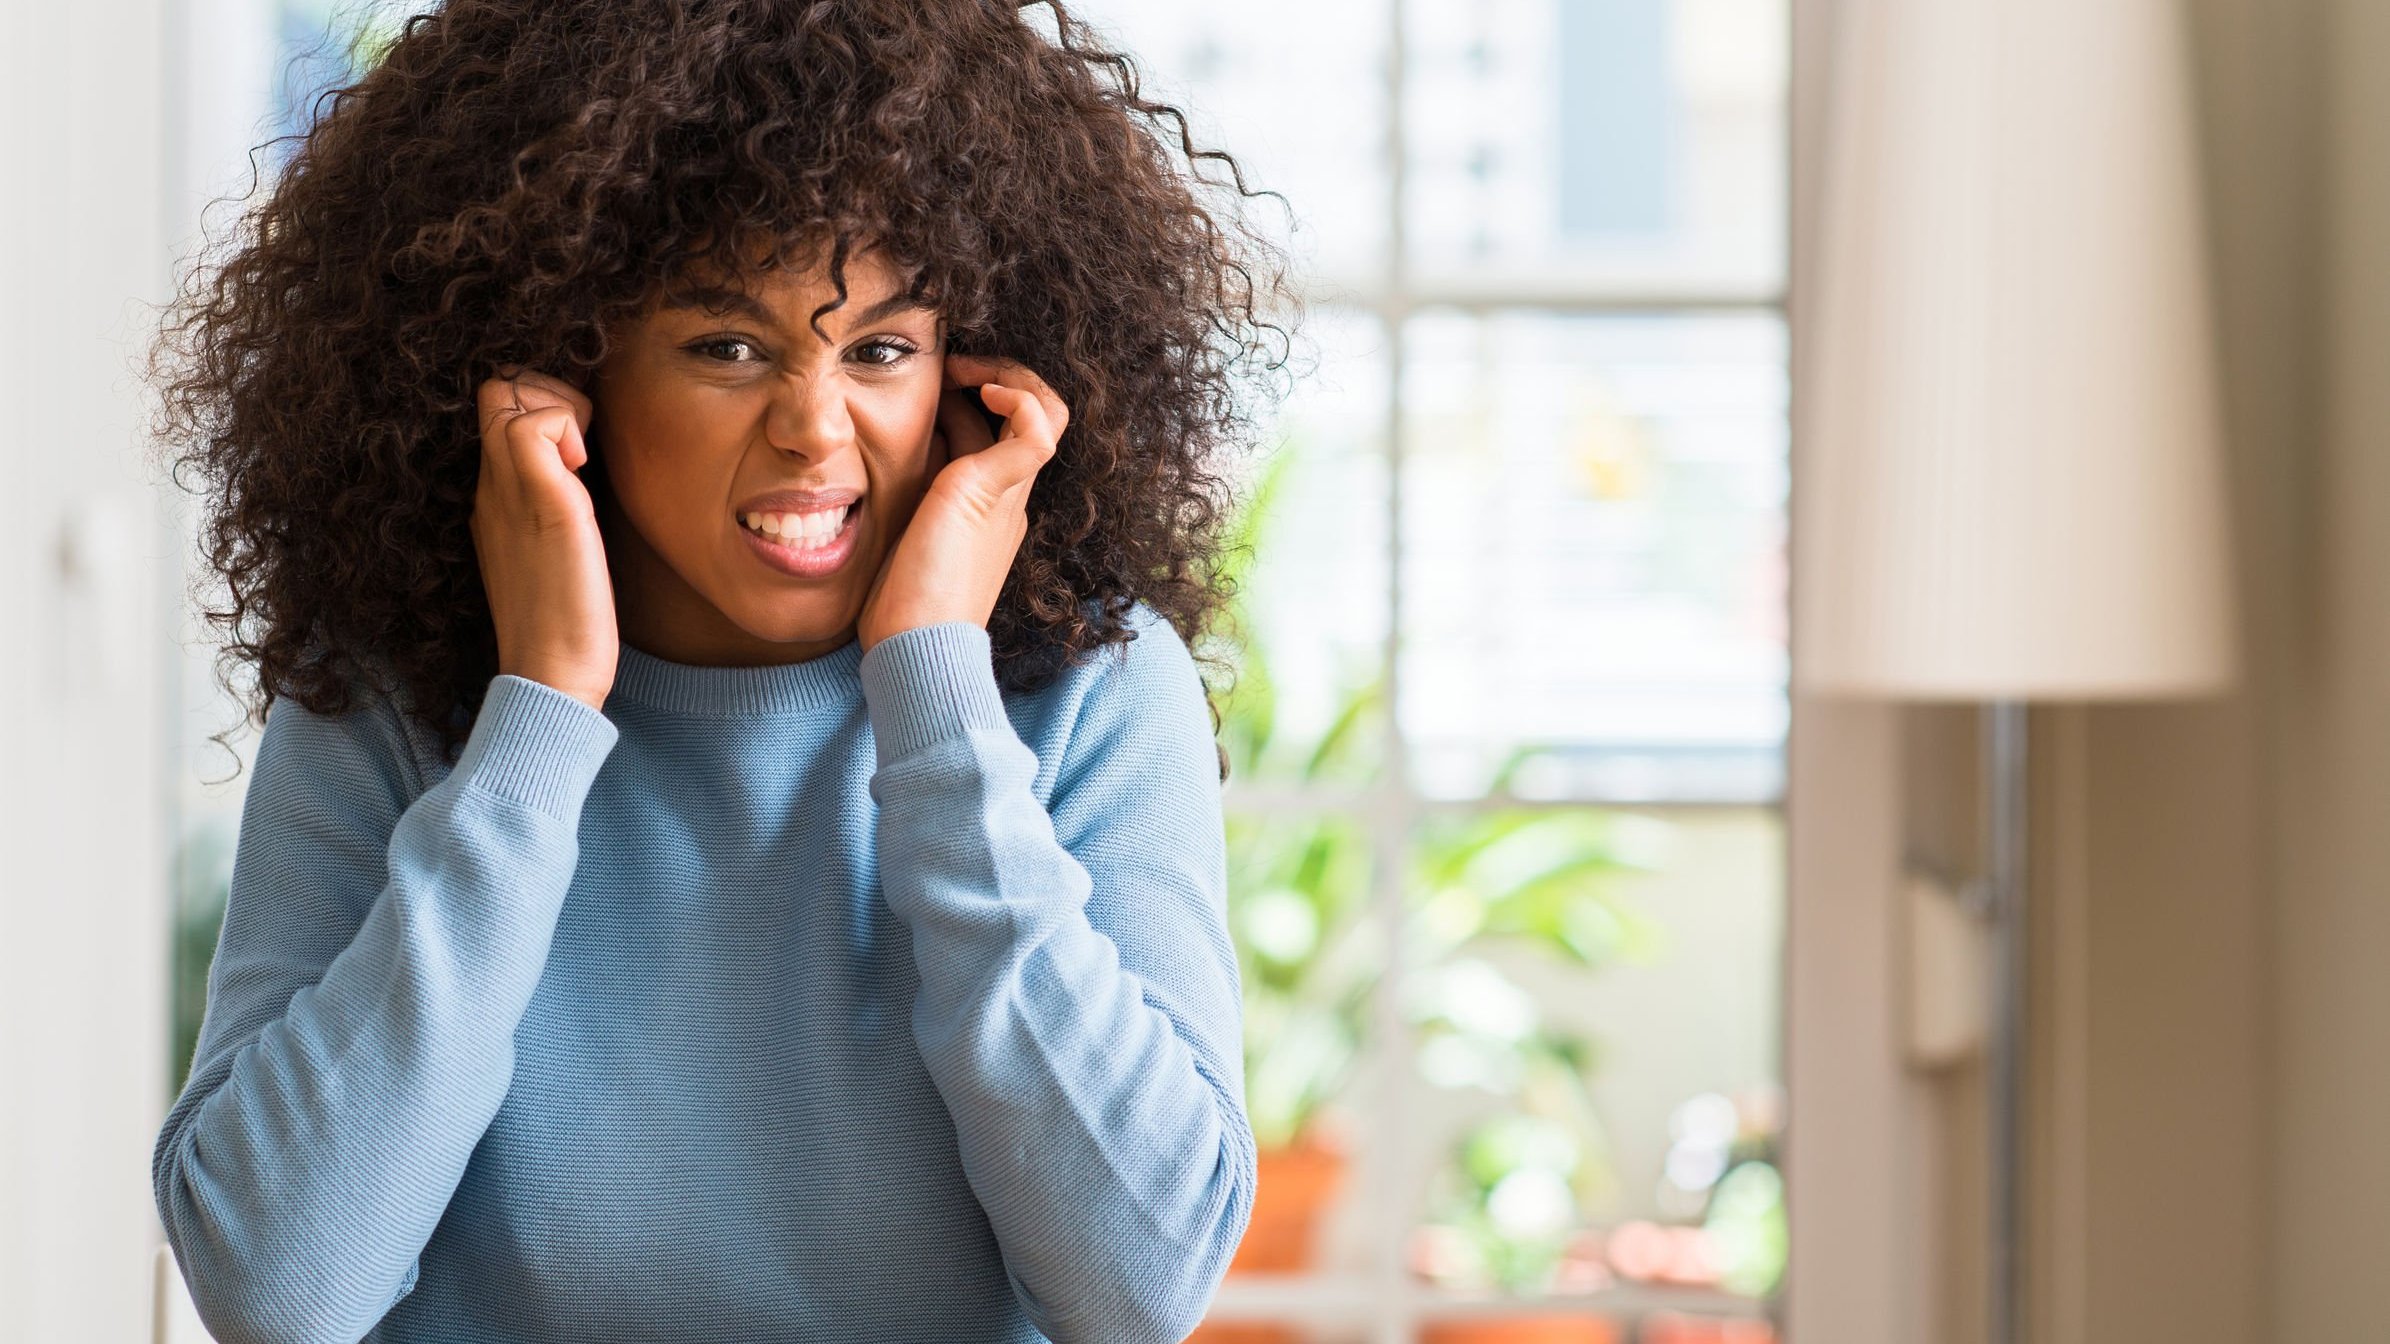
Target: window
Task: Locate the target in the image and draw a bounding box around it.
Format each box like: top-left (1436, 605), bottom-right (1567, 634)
top-left (1051, 1), bottom-right (1790, 1338)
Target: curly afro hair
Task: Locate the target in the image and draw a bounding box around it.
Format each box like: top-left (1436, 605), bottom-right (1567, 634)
top-left (145, 0), bottom-right (1305, 779)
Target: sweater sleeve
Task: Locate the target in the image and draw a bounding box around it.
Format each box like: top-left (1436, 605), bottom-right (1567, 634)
top-left (152, 674), bottom-right (619, 1344)
top-left (859, 613), bottom-right (1257, 1344)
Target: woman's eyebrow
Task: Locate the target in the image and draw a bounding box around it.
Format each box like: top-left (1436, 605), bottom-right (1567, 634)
top-left (669, 285), bottom-right (777, 324)
top-left (666, 285), bottom-right (929, 331)
top-left (842, 291), bottom-right (933, 326)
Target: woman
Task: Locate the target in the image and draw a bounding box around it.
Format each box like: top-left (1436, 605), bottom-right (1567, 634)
top-left (144, 2), bottom-right (1299, 1340)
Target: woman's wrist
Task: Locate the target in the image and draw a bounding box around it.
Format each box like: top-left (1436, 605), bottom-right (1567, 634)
top-left (857, 622), bottom-right (1013, 768)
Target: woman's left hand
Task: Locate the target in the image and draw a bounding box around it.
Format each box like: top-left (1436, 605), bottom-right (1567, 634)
top-left (856, 352), bottom-right (1066, 654)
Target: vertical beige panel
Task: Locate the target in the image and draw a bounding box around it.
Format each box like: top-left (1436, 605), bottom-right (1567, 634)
top-left (2010, 2), bottom-right (2311, 1340)
top-left (2271, 0), bottom-right (2390, 1338)
top-left (2020, 1), bottom-right (2313, 1340)
top-left (1785, 2), bottom-right (1943, 1337)
top-left (2073, 702), bottom-right (2270, 1344)
top-left (1784, 697), bottom-right (1939, 1344)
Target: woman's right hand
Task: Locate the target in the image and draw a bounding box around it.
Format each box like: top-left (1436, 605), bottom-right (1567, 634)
top-left (471, 367), bottom-right (618, 713)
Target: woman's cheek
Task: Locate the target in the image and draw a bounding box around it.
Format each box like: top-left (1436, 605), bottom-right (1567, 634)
top-left (858, 414), bottom-right (936, 504)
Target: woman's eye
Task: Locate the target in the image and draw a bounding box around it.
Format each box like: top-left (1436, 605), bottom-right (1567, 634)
top-left (846, 339), bottom-right (908, 365)
top-left (691, 338), bottom-right (759, 363)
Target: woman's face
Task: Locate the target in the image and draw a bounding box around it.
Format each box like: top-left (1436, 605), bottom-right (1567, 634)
top-left (590, 245), bottom-right (945, 666)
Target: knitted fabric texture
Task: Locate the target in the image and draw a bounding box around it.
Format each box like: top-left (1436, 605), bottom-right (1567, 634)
top-left (152, 604), bottom-right (1256, 1344)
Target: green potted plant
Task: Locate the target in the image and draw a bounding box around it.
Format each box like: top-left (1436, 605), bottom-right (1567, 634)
top-left (1400, 801), bottom-right (1665, 1344)
top-left (1198, 442), bottom-right (1662, 1303)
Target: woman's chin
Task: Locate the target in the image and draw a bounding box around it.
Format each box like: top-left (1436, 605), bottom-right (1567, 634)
top-left (718, 591), bottom-right (863, 650)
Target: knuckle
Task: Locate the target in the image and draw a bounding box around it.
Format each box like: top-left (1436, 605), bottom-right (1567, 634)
top-left (503, 406), bottom-right (556, 445)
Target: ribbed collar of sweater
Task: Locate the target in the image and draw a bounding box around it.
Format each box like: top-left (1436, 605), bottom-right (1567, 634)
top-left (606, 636), bottom-right (866, 718)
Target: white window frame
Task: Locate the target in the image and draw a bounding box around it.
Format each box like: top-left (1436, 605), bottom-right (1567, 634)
top-left (1206, 1), bottom-right (1796, 1339)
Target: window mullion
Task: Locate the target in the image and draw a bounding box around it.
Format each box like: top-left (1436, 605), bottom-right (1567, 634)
top-left (1370, 0), bottom-right (1415, 1338)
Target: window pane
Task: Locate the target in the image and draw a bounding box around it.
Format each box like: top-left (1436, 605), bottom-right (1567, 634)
top-left (264, 1), bottom-right (430, 172)
top-left (1066, 0), bottom-right (1393, 286)
top-left (1401, 806), bottom-right (1784, 1317)
top-left (1397, 310), bottom-right (1788, 803)
top-left (1402, 0), bottom-right (1787, 297)
top-left (1218, 306), bottom-right (1393, 789)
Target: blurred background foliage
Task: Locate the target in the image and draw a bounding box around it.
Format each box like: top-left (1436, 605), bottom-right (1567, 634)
top-left (1210, 436), bottom-right (1794, 1297)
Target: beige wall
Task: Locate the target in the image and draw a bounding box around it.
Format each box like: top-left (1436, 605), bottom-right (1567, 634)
top-left (1975, 0), bottom-right (2390, 1339)
top-left (1788, 1), bottom-right (2390, 1340)
top-left (2066, 0), bottom-right (2390, 1338)
top-left (2030, 0), bottom-right (2314, 1338)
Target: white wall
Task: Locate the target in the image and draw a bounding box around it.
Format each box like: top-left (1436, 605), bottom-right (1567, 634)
top-left (0, 0), bottom-right (178, 1339)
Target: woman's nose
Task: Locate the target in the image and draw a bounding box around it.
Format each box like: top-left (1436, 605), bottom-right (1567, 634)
top-left (764, 374), bottom-right (854, 457)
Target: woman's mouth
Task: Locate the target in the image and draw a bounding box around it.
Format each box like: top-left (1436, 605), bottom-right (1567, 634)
top-left (738, 501), bottom-right (861, 578)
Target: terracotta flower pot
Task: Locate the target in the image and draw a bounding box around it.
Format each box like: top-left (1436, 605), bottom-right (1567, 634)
top-left (1228, 1134), bottom-right (1350, 1273)
top-left (1187, 1133), bottom-right (1350, 1344)
top-left (1417, 1315), bottom-right (1621, 1344)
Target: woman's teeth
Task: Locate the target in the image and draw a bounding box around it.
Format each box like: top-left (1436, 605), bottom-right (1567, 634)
top-left (740, 504), bottom-right (851, 549)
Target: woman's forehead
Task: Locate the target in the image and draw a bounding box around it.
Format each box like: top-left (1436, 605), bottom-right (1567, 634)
top-left (637, 250), bottom-right (939, 341)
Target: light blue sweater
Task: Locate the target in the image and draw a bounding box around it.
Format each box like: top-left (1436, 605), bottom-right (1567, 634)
top-left (152, 605), bottom-right (1256, 1344)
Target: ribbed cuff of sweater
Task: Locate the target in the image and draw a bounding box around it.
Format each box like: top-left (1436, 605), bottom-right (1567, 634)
top-left (859, 621), bottom-right (1013, 769)
top-left (449, 674), bottom-right (621, 821)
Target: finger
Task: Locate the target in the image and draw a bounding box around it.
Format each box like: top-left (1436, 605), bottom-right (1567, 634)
top-left (553, 410), bottom-right (590, 473)
top-left (538, 406), bottom-right (590, 476)
top-left (974, 381), bottom-right (1063, 459)
top-left (940, 350), bottom-right (1005, 390)
top-left (495, 364), bottom-right (596, 431)
top-left (535, 372), bottom-right (596, 431)
top-left (937, 387), bottom-right (999, 459)
top-left (505, 405), bottom-right (589, 496)
top-left (964, 384), bottom-right (1060, 498)
top-left (479, 375), bottom-right (528, 439)
top-left (952, 426), bottom-right (1057, 500)
top-left (946, 354), bottom-right (1070, 440)
top-left (477, 381), bottom-right (527, 494)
